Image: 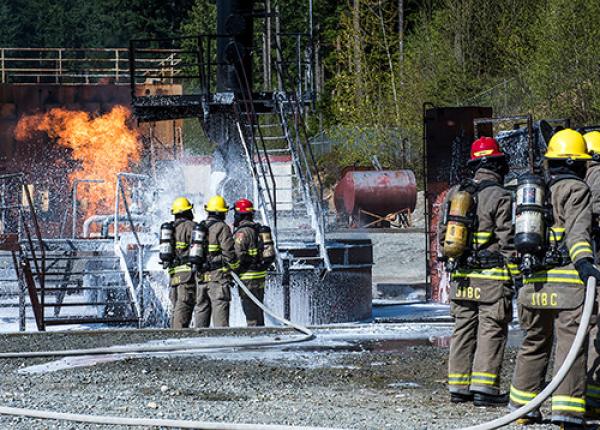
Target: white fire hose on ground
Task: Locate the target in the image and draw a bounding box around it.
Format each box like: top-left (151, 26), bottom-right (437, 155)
top-left (458, 276), bottom-right (597, 430)
top-left (0, 274), bottom-right (343, 430)
top-left (0, 273), bottom-right (314, 359)
top-left (0, 406), bottom-right (341, 430)
top-left (1, 275), bottom-right (595, 429)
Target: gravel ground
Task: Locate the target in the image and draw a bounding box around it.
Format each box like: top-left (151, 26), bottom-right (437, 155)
top-left (0, 327), bottom-right (564, 430)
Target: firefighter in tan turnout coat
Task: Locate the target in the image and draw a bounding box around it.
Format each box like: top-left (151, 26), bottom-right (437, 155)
top-left (509, 129), bottom-right (600, 428)
top-left (584, 130), bottom-right (600, 418)
top-left (232, 198), bottom-right (276, 327)
top-left (162, 197), bottom-right (197, 329)
top-left (438, 137), bottom-right (515, 407)
top-left (195, 195), bottom-right (239, 328)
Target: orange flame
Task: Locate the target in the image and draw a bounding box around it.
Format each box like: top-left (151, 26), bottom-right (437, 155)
top-left (15, 106), bottom-right (141, 217)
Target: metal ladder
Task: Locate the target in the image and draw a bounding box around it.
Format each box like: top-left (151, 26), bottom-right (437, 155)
top-left (271, 35), bottom-right (330, 270)
top-left (234, 103), bottom-right (330, 270)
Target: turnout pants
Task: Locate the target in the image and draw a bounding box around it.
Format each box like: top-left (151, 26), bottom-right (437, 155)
top-left (239, 279), bottom-right (265, 327)
top-left (195, 271), bottom-right (231, 328)
top-left (510, 304), bottom-right (587, 425)
top-left (587, 294), bottom-right (600, 413)
top-left (169, 282), bottom-right (196, 329)
top-left (448, 294), bottom-right (512, 395)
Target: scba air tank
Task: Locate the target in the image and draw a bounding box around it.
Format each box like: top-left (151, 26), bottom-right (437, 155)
top-left (514, 174), bottom-right (546, 254)
top-left (159, 222), bottom-right (175, 266)
top-left (189, 222), bottom-right (208, 268)
top-left (259, 225), bottom-right (275, 261)
top-left (443, 190), bottom-right (474, 258)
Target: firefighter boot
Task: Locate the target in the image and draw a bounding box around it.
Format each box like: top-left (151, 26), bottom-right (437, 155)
top-left (473, 392), bottom-right (509, 407)
top-left (450, 392), bottom-right (474, 403)
top-left (514, 410), bottom-right (542, 425)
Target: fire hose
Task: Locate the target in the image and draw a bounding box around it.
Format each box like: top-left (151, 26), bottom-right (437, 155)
top-left (0, 275), bottom-right (340, 429)
top-left (0, 273), bottom-right (314, 359)
top-left (458, 276), bottom-right (597, 430)
top-left (0, 406), bottom-right (341, 430)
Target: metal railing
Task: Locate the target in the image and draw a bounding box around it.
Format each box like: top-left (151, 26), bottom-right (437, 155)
top-left (114, 172), bottom-right (149, 328)
top-left (0, 173), bottom-right (46, 330)
top-left (0, 47), bottom-right (182, 85)
top-left (128, 32), bottom-right (314, 102)
top-left (62, 179), bottom-right (105, 238)
top-left (271, 42), bottom-right (330, 272)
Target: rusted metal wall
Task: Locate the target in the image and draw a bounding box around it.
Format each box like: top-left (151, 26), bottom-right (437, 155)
top-left (424, 106), bottom-right (493, 302)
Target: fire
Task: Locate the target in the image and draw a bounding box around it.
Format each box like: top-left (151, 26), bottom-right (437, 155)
top-left (14, 105), bottom-right (141, 217)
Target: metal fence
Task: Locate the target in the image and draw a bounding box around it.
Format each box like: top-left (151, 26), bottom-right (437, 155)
top-left (0, 47), bottom-right (182, 84)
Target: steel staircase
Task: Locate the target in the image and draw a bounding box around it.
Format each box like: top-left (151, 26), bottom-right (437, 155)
top-left (232, 35), bottom-right (330, 271)
top-left (0, 244), bottom-right (140, 331)
top-left (26, 240), bottom-right (140, 329)
top-left (0, 173), bottom-right (140, 331)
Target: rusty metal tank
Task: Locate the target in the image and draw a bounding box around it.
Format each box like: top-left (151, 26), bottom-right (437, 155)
top-left (334, 169), bottom-right (417, 218)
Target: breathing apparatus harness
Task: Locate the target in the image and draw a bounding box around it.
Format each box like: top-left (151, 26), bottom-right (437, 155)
top-left (158, 219), bottom-right (208, 273)
top-left (442, 178), bottom-right (504, 272)
top-left (514, 171), bottom-right (583, 277)
top-left (204, 217), bottom-right (228, 272)
top-left (234, 220), bottom-right (276, 272)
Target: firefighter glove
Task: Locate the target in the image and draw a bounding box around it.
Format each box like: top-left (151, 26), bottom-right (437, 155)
top-left (574, 258), bottom-right (600, 284)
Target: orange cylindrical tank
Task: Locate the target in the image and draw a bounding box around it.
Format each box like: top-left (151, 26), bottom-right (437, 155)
top-left (334, 170), bottom-right (417, 218)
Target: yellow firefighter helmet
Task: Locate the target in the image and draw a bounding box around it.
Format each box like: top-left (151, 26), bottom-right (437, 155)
top-left (204, 195), bottom-right (229, 213)
top-left (171, 197), bottom-right (194, 215)
top-left (584, 131), bottom-right (600, 155)
top-left (545, 129), bottom-right (591, 160)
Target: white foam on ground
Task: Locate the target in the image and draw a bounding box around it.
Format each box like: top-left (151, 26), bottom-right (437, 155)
top-left (17, 322), bottom-right (454, 374)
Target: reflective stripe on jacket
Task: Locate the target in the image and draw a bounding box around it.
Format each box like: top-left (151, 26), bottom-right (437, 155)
top-left (523, 268), bottom-right (583, 286)
top-left (234, 220), bottom-right (267, 282)
top-left (168, 218), bottom-right (195, 286)
top-left (205, 216), bottom-right (238, 280)
top-left (525, 177), bottom-right (593, 286)
top-left (438, 168), bottom-right (514, 284)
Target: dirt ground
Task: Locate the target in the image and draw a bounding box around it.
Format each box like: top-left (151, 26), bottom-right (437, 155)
top-left (0, 326), bottom-right (563, 430)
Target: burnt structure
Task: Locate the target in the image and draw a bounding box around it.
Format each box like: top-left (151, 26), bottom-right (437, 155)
top-left (129, 0), bottom-right (373, 324)
top-left (423, 106), bottom-right (570, 302)
top-left (0, 49), bottom-right (183, 237)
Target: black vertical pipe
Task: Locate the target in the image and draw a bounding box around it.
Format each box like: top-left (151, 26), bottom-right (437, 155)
top-left (216, 0), bottom-right (255, 93)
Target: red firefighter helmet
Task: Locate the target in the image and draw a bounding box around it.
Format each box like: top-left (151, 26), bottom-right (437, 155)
top-left (234, 198), bottom-right (255, 214)
top-left (469, 137), bottom-right (505, 161)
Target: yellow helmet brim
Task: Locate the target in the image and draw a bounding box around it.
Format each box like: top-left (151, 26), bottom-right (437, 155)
top-left (204, 205), bottom-right (229, 213)
top-left (544, 152), bottom-right (592, 160)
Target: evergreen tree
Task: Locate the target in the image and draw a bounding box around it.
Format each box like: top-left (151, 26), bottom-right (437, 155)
top-left (0, 2), bottom-right (20, 47)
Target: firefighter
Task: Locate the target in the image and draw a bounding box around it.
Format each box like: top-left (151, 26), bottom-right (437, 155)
top-left (509, 129), bottom-right (600, 428)
top-left (584, 130), bottom-right (600, 418)
top-left (438, 137), bottom-right (515, 407)
top-left (195, 195), bottom-right (238, 328)
top-left (584, 131), bottom-right (600, 229)
top-left (165, 197), bottom-right (197, 329)
top-left (232, 198), bottom-right (276, 326)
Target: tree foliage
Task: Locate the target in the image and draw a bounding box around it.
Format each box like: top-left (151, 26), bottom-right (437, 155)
top-left (3, 0), bottom-right (600, 177)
